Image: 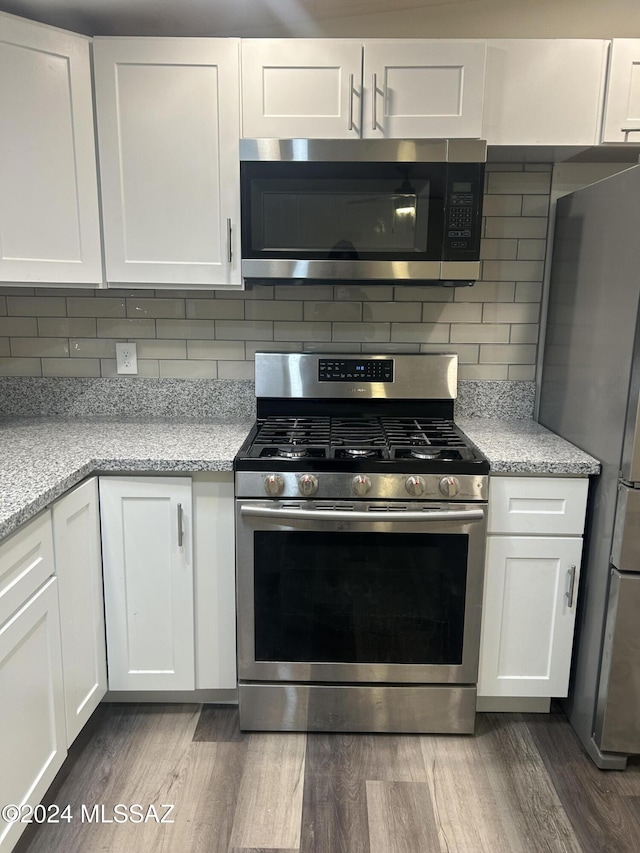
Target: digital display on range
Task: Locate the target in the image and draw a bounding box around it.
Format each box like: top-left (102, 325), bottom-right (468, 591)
top-left (318, 359), bottom-right (394, 382)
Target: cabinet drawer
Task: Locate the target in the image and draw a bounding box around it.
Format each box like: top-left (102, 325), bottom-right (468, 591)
top-left (488, 477), bottom-right (588, 535)
top-left (0, 510), bottom-right (54, 626)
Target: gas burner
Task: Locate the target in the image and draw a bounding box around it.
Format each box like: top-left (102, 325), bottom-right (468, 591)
top-left (276, 446), bottom-right (310, 459)
top-left (344, 448), bottom-right (377, 458)
top-left (409, 447), bottom-right (441, 460)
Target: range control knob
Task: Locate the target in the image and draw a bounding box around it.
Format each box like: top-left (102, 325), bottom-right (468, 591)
top-left (405, 475), bottom-right (426, 497)
top-left (298, 473), bottom-right (319, 497)
top-left (264, 473), bottom-right (285, 497)
top-left (439, 476), bottom-right (460, 498)
top-left (352, 474), bottom-right (372, 496)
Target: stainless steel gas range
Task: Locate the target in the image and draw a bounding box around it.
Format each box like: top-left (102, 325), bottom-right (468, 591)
top-left (234, 352), bottom-right (489, 734)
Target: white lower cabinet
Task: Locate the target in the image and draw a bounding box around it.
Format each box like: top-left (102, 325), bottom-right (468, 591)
top-left (100, 476), bottom-right (195, 691)
top-left (99, 473), bottom-right (237, 694)
top-left (479, 535), bottom-right (583, 697)
top-left (0, 577), bottom-right (67, 851)
top-left (478, 477), bottom-right (588, 702)
top-left (53, 478), bottom-right (107, 746)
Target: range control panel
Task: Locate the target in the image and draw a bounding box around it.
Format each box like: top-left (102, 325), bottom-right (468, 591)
top-left (318, 358), bottom-right (394, 382)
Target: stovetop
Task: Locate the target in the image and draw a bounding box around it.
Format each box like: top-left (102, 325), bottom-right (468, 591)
top-left (235, 352), bottom-right (489, 499)
top-left (235, 414), bottom-right (489, 475)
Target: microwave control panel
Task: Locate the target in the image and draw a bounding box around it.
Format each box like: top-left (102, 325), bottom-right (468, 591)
top-left (443, 164), bottom-right (484, 261)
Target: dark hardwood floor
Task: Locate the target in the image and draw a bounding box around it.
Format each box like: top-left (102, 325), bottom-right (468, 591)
top-left (17, 703), bottom-right (640, 853)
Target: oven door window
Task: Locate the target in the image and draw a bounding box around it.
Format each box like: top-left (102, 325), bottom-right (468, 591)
top-left (254, 530), bottom-right (467, 665)
top-left (241, 162), bottom-right (444, 261)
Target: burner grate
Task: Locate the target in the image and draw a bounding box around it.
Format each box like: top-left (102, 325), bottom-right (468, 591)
top-left (381, 417), bottom-right (467, 448)
top-left (254, 417), bottom-right (331, 447)
top-left (330, 418), bottom-right (387, 447)
top-left (248, 414), bottom-right (480, 465)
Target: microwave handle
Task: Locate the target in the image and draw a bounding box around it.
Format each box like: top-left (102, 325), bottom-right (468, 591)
top-left (240, 505), bottom-right (485, 524)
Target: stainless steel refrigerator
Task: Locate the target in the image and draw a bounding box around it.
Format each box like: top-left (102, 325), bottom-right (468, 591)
top-left (539, 164), bottom-right (640, 769)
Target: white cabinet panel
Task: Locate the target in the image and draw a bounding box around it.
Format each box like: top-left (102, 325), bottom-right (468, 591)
top-left (479, 536), bottom-right (583, 698)
top-left (100, 477), bottom-right (195, 690)
top-left (93, 38), bottom-right (241, 287)
top-left (193, 474), bottom-right (236, 690)
top-left (0, 509), bottom-right (53, 627)
top-left (0, 13), bottom-right (102, 284)
top-left (0, 578), bottom-right (67, 851)
top-left (241, 39), bottom-right (485, 139)
top-left (363, 40), bottom-right (486, 139)
top-left (241, 40), bottom-right (362, 138)
top-left (602, 39), bottom-right (640, 142)
top-left (483, 39), bottom-right (608, 145)
top-left (488, 476), bottom-right (588, 536)
top-left (53, 478), bottom-right (107, 745)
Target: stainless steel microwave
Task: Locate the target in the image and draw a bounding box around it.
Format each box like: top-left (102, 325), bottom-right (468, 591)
top-left (239, 138), bottom-right (486, 285)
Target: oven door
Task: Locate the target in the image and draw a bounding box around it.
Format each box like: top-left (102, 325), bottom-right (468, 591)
top-left (235, 500), bottom-right (487, 685)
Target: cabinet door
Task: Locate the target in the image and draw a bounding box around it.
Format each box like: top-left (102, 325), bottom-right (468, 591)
top-left (602, 39), bottom-right (640, 142)
top-left (193, 474), bottom-right (236, 690)
top-left (0, 578), bottom-right (67, 851)
top-left (478, 536), bottom-right (583, 698)
top-left (483, 40), bottom-right (609, 145)
top-left (53, 478), bottom-right (107, 745)
top-left (241, 39), bottom-right (363, 138)
top-left (100, 477), bottom-right (194, 690)
top-left (363, 40), bottom-right (486, 138)
top-left (93, 38), bottom-right (242, 288)
top-left (0, 509), bottom-right (54, 628)
top-left (0, 13), bottom-right (102, 284)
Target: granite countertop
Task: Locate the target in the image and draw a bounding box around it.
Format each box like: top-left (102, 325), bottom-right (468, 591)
top-left (0, 415), bottom-right (599, 543)
top-left (0, 417), bottom-right (253, 542)
top-left (459, 417), bottom-right (600, 475)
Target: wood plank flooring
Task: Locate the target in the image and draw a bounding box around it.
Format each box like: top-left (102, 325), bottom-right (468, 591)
top-left (17, 703), bottom-right (640, 853)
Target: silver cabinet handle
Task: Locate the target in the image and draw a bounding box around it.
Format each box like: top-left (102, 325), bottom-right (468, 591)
top-left (348, 73), bottom-right (355, 131)
top-left (241, 505), bottom-right (484, 524)
top-left (177, 502), bottom-right (184, 548)
top-left (372, 73), bottom-right (378, 130)
top-left (227, 218), bottom-right (233, 264)
top-left (566, 564), bottom-right (577, 607)
top-left (621, 127), bottom-right (640, 133)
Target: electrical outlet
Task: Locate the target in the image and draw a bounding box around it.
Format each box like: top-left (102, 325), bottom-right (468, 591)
top-left (116, 342), bottom-right (138, 375)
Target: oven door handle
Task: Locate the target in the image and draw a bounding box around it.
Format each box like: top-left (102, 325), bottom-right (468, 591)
top-left (240, 505), bottom-right (485, 523)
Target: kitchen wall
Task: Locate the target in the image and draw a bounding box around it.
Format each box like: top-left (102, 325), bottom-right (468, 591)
top-left (0, 162), bottom-right (549, 381)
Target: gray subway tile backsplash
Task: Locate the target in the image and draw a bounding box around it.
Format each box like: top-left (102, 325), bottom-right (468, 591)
top-left (0, 164), bottom-right (551, 383)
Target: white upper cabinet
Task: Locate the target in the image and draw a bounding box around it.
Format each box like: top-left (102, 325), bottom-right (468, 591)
top-left (602, 39), bottom-right (640, 142)
top-left (483, 40), bottom-right (609, 146)
top-left (241, 40), bottom-right (363, 138)
top-left (362, 40), bottom-right (486, 139)
top-left (0, 13), bottom-right (102, 284)
top-left (241, 39), bottom-right (486, 139)
top-left (93, 38), bottom-right (242, 288)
